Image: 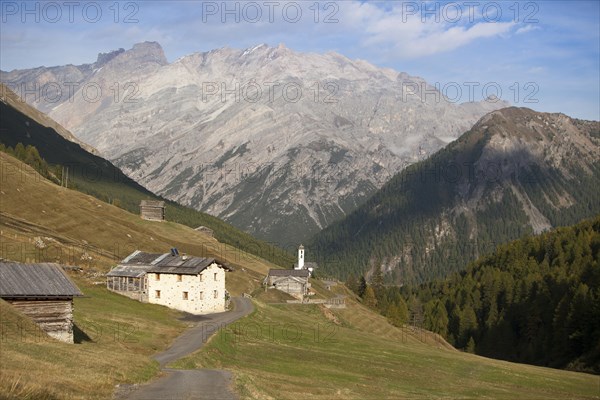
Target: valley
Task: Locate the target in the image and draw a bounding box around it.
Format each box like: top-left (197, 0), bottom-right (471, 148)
top-left (0, 138), bottom-right (598, 399)
top-left (1, 6), bottom-right (599, 398)
top-left (1, 42), bottom-right (507, 244)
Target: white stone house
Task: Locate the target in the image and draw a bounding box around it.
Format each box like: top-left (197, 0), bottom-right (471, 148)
top-left (107, 250), bottom-right (230, 314)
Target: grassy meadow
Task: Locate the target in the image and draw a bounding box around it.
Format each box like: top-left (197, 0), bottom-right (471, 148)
top-left (1, 152), bottom-right (599, 399)
top-left (172, 298), bottom-right (600, 400)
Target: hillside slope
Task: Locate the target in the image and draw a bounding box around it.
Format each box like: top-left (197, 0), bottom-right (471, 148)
top-left (0, 151), bottom-right (277, 293)
top-left (311, 107), bottom-right (600, 284)
top-left (410, 215), bottom-right (600, 373)
top-left (0, 153), bottom-right (598, 399)
top-left (1, 42), bottom-right (507, 243)
top-left (172, 294), bottom-right (600, 400)
top-left (0, 83), bottom-right (293, 267)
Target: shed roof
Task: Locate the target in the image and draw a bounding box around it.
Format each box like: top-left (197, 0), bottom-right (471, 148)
top-left (268, 269), bottom-right (310, 277)
top-left (0, 262), bottom-right (83, 298)
top-left (106, 265), bottom-right (152, 278)
top-left (272, 276), bottom-right (308, 285)
top-left (121, 250), bottom-right (165, 265)
top-left (140, 200), bottom-right (165, 208)
top-left (148, 255), bottom-right (224, 275)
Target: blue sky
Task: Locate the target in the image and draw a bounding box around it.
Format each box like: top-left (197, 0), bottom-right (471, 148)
top-left (1, 1), bottom-right (599, 120)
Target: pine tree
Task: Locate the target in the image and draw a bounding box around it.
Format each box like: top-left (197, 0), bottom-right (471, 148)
top-left (424, 299), bottom-right (449, 337)
top-left (357, 276), bottom-right (367, 298)
top-left (466, 336), bottom-right (476, 353)
top-left (371, 266), bottom-right (385, 299)
top-left (363, 286), bottom-right (377, 308)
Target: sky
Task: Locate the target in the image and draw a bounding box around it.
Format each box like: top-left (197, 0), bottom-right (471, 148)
top-left (0, 0), bottom-right (599, 120)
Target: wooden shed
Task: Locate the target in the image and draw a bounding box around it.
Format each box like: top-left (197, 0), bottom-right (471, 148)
top-left (0, 262), bottom-right (83, 343)
top-left (140, 200), bottom-right (165, 221)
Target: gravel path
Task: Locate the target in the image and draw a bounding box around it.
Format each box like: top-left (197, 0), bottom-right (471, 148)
top-left (116, 297), bottom-right (253, 400)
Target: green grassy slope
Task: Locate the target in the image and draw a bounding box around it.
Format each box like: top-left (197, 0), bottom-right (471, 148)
top-left (1, 153), bottom-right (598, 399)
top-left (173, 297), bottom-right (600, 400)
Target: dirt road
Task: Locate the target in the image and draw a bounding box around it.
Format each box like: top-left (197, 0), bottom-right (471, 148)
top-left (117, 297), bottom-right (253, 400)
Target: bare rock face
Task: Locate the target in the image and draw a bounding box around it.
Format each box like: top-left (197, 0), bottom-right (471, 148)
top-left (1, 42), bottom-right (508, 243)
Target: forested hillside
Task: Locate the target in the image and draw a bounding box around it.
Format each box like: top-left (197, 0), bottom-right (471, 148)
top-left (411, 215), bottom-right (600, 373)
top-left (311, 107), bottom-right (600, 284)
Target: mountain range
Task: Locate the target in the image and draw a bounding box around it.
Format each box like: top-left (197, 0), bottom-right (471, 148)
top-left (0, 83), bottom-right (294, 268)
top-left (310, 107), bottom-right (600, 284)
top-left (1, 41), bottom-right (508, 244)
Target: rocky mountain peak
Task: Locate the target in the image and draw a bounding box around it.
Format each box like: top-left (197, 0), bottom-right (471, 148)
top-left (95, 48), bottom-right (125, 67)
top-left (1, 42), bottom-right (512, 243)
top-left (125, 41), bottom-right (168, 66)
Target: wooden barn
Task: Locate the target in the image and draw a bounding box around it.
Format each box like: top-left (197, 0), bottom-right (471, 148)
top-left (265, 269), bottom-right (310, 300)
top-left (140, 200), bottom-right (165, 221)
top-left (0, 262), bottom-right (83, 343)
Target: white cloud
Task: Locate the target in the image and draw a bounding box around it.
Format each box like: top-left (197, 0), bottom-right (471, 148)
top-left (337, 2), bottom-right (516, 59)
top-left (516, 24), bottom-right (541, 35)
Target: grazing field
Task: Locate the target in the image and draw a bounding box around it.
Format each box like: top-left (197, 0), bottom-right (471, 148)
top-left (0, 284), bottom-right (185, 400)
top-left (0, 152), bottom-right (277, 398)
top-left (173, 298), bottom-right (600, 400)
top-left (0, 152), bottom-right (275, 289)
top-left (1, 152), bottom-right (599, 400)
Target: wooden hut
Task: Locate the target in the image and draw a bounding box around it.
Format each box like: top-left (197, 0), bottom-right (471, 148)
top-left (0, 262), bottom-right (83, 343)
top-left (140, 200), bottom-right (165, 221)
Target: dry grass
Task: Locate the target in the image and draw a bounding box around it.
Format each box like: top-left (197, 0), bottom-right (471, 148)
top-left (0, 153), bottom-right (280, 398)
top-left (0, 286), bottom-right (185, 399)
top-left (0, 152), bottom-right (279, 281)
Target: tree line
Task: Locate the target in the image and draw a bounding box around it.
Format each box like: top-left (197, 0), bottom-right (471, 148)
top-left (347, 215), bottom-right (600, 373)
